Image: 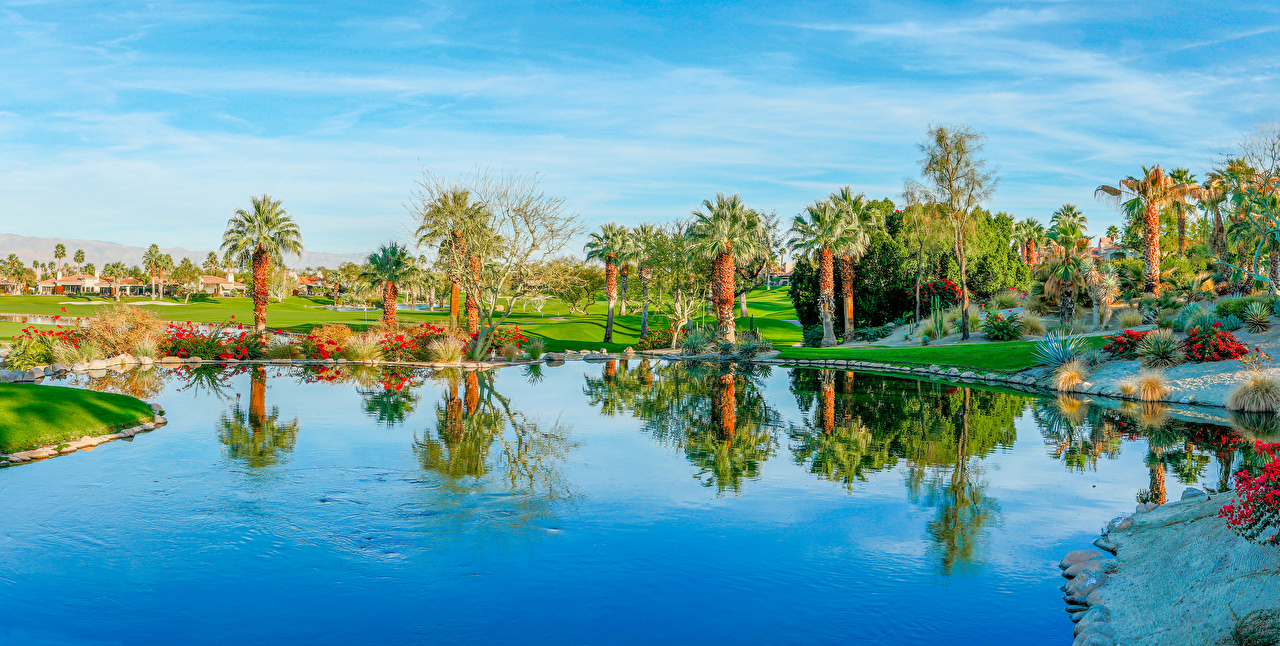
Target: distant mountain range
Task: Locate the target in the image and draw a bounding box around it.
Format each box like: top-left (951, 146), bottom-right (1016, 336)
top-left (0, 233), bottom-right (364, 271)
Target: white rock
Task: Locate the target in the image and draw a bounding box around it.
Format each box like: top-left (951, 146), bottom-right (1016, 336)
top-left (88, 359), bottom-right (107, 370)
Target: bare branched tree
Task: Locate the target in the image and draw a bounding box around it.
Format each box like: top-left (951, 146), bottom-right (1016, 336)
top-left (1239, 118), bottom-right (1280, 180)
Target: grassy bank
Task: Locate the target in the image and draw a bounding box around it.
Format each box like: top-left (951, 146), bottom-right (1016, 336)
top-left (778, 337), bottom-right (1110, 372)
top-left (0, 289), bottom-right (804, 353)
top-left (0, 384), bottom-right (155, 453)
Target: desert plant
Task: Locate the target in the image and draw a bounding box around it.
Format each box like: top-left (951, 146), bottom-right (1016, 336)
top-left (1053, 358), bottom-right (1089, 392)
top-left (425, 336), bottom-right (465, 363)
top-left (133, 336), bottom-right (158, 359)
top-left (682, 326), bottom-right (717, 354)
top-left (1227, 376), bottom-right (1280, 412)
top-left (1024, 295), bottom-right (1051, 317)
top-left (86, 303), bottom-right (163, 356)
top-left (1033, 330), bottom-right (1087, 369)
top-left (1116, 308), bottom-right (1144, 328)
top-left (981, 312), bottom-right (1023, 341)
top-left (267, 343), bottom-right (298, 359)
top-left (51, 339), bottom-right (103, 366)
top-left (735, 328), bottom-right (773, 357)
top-left (1022, 316), bottom-right (1046, 336)
top-left (524, 338), bottom-right (546, 361)
top-left (500, 343), bottom-right (520, 361)
top-left (1229, 608), bottom-right (1280, 645)
top-left (991, 291), bottom-right (1021, 310)
top-left (1136, 329), bottom-right (1182, 369)
top-left (1118, 383), bottom-right (1137, 397)
top-left (1272, 298), bottom-right (1280, 319)
top-left (1244, 301), bottom-right (1273, 333)
top-left (1102, 329), bottom-right (1151, 360)
top-left (310, 324), bottom-right (354, 349)
top-left (1221, 314), bottom-right (1245, 332)
top-left (1122, 370), bottom-right (1169, 402)
top-left (1215, 297), bottom-right (1245, 318)
top-left (343, 333), bottom-right (384, 362)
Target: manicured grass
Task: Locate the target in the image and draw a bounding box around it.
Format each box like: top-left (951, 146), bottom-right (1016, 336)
top-left (777, 336), bottom-right (1111, 372)
top-left (0, 322), bottom-right (55, 343)
top-left (0, 384), bottom-right (155, 453)
top-left (0, 288), bottom-right (804, 353)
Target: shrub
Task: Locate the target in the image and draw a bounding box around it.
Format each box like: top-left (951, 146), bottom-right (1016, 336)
top-left (981, 312), bottom-right (1023, 341)
top-left (919, 278), bottom-right (961, 308)
top-left (424, 336), bottom-right (464, 363)
top-left (343, 333), bottom-right (384, 362)
top-left (1033, 330), bottom-right (1087, 369)
top-left (488, 325), bottom-right (529, 350)
top-left (5, 325), bottom-right (83, 369)
top-left (160, 321), bottom-right (268, 360)
top-left (1221, 314), bottom-right (1245, 332)
top-left (267, 343), bottom-right (298, 359)
top-left (1230, 608), bottom-right (1280, 646)
top-left (499, 343), bottom-right (520, 361)
top-left (682, 326), bottom-right (717, 354)
top-left (1244, 301), bottom-right (1273, 333)
top-left (1240, 347), bottom-right (1274, 373)
top-left (801, 325), bottom-right (825, 348)
top-left (524, 338), bottom-right (546, 361)
top-left (847, 322), bottom-right (896, 342)
top-left (1227, 375), bottom-right (1280, 413)
top-left (379, 331), bottom-right (418, 362)
top-left (1053, 358), bottom-right (1089, 392)
top-left (1024, 296), bottom-right (1052, 317)
top-left (1272, 297), bottom-right (1280, 319)
top-left (736, 328), bottom-right (773, 357)
top-left (51, 339), bottom-right (103, 365)
top-left (637, 325), bottom-right (676, 351)
top-left (1102, 329), bottom-right (1151, 360)
top-left (1022, 316), bottom-right (1046, 336)
top-left (133, 336), bottom-right (158, 359)
top-left (991, 291), bottom-right (1021, 310)
top-left (1122, 370), bottom-right (1169, 402)
top-left (1219, 441), bottom-right (1280, 544)
top-left (1184, 323), bottom-right (1248, 363)
top-left (86, 303), bottom-right (163, 356)
top-left (1137, 329), bottom-right (1182, 369)
top-left (310, 324), bottom-right (354, 349)
top-left (1215, 297), bottom-right (1247, 318)
top-left (1117, 309), bottom-right (1144, 328)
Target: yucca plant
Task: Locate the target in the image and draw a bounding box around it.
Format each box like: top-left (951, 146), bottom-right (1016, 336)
top-left (1033, 330), bottom-right (1087, 369)
top-left (1136, 328), bottom-right (1182, 369)
top-left (1244, 301), bottom-right (1272, 333)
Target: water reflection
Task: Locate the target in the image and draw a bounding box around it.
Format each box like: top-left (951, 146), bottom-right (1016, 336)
top-left (216, 366), bottom-right (301, 468)
top-left (66, 364), bottom-right (169, 399)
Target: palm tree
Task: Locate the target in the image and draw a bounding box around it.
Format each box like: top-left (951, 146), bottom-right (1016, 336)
top-left (1039, 233), bottom-right (1091, 323)
top-left (361, 242), bottom-right (416, 328)
top-left (584, 223), bottom-right (628, 343)
top-left (1050, 204), bottom-right (1087, 239)
top-left (633, 223), bottom-right (661, 339)
top-left (53, 244), bottom-right (65, 274)
top-left (220, 194), bottom-right (304, 334)
top-left (1096, 166), bottom-right (1205, 294)
top-left (203, 252), bottom-right (221, 275)
top-left (141, 244), bottom-right (164, 299)
top-left (102, 261), bottom-right (128, 301)
top-left (688, 193), bottom-right (765, 344)
top-left (1168, 168), bottom-right (1198, 257)
top-left (830, 187), bottom-right (875, 333)
top-left (73, 249), bottom-right (85, 271)
top-left (217, 367), bottom-right (301, 468)
top-left (414, 188), bottom-right (489, 324)
top-left (788, 199), bottom-right (854, 347)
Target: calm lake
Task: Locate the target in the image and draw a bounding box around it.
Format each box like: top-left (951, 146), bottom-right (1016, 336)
top-left (0, 360), bottom-right (1265, 645)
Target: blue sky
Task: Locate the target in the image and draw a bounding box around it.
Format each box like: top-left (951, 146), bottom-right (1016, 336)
top-left (2, 1), bottom-right (1278, 256)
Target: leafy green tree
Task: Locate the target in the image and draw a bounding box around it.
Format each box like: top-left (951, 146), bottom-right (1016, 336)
top-left (171, 257), bottom-right (202, 303)
top-left (220, 194), bottom-right (304, 334)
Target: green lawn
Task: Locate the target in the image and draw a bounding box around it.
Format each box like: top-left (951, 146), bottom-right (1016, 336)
top-left (0, 384), bottom-right (155, 453)
top-left (0, 322), bottom-right (56, 343)
top-left (0, 288), bottom-right (804, 353)
top-left (778, 336), bottom-right (1111, 372)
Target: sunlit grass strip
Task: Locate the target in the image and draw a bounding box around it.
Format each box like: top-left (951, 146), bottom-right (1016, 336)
top-left (0, 384), bottom-right (155, 453)
top-left (778, 337), bottom-right (1110, 373)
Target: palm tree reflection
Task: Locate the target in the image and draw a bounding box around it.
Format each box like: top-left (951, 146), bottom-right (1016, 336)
top-left (217, 366), bottom-right (301, 468)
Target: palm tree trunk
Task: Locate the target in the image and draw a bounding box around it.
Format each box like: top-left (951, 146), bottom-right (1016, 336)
top-left (450, 281), bottom-right (460, 321)
top-left (604, 257), bottom-right (617, 343)
top-left (252, 249), bottom-right (270, 335)
top-left (819, 247), bottom-right (835, 347)
top-left (1143, 202), bottom-right (1161, 294)
top-left (1177, 210), bottom-right (1187, 258)
top-left (715, 246), bottom-right (736, 344)
top-left (1027, 239), bottom-right (1039, 267)
top-left (840, 253), bottom-right (854, 334)
top-left (382, 282), bottom-right (398, 327)
top-left (739, 291), bottom-right (748, 318)
top-left (465, 370), bottom-right (480, 415)
top-left (713, 366), bottom-right (736, 440)
top-left (465, 255), bottom-right (480, 335)
top-left (820, 370), bottom-right (835, 433)
top-left (639, 268), bottom-right (651, 338)
top-left (619, 264), bottom-right (629, 317)
top-left (250, 367), bottom-right (267, 430)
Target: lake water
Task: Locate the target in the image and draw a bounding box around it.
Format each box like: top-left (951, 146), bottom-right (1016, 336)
top-left (0, 361), bottom-right (1266, 645)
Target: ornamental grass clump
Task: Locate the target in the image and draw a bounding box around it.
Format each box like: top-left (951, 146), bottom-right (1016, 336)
top-left (500, 343), bottom-right (520, 361)
top-left (343, 332), bottom-right (384, 362)
top-left (1033, 330), bottom-right (1087, 369)
top-left (1116, 309), bottom-right (1144, 328)
top-left (1120, 370), bottom-right (1169, 402)
top-left (1219, 441), bottom-right (1280, 544)
top-left (1136, 329), bottom-right (1183, 369)
top-left (524, 338), bottom-right (546, 361)
top-left (1053, 358), bottom-right (1089, 392)
top-left (1227, 375), bottom-right (1280, 413)
top-left (86, 302), bottom-right (163, 356)
top-left (51, 339), bottom-right (103, 365)
top-left (1022, 316), bottom-right (1046, 336)
top-left (1244, 301), bottom-right (1273, 333)
top-left (1184, 322), bottom-right (1248, 363)
top-left (1102, 329), bottom-right (1150, 360)
top-left (425, 336), bottom-right (464, 363)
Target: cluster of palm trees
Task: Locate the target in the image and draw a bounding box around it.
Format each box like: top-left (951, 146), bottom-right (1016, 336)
top-left (583, 222), bottom-right (663, 342)
top-left (786, 187), bottom-right (880, 347)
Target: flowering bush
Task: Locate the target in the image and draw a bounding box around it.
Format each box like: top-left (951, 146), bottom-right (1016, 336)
top-left (378, 331), bottom-right (417, 362)
top-left (637, 324), bottom-right (677, 351)
top-left (488, 324), bottom-right (529, 349)
top-left (299, 335), bottom-right (345, 360)
top-left (1102, 329), bottom-right (1151, 360)
top-left (1240, 347), bottom-right (1275, 373)
top-left (5, 325), bottom-right (85, 370)
top-left (918, 278), bottom-right (961, 308)
top-left (1219, 441), bottom-right (1280, 545)
top-left (160, 321), bottom-right (267, 360)
top-left (1184, 322), bottom-right (1248, 363)
top-left (980, 312), bottom-right (1022, 341)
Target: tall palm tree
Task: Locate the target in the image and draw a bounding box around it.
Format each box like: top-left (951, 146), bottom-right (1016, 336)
top-left (53, 243), bottom-right (65, 274)
top-left (633, 223), bottom-right (661, 339)
top-left (1011, 218), bottom-right (1047, 266)
top-left (1039, 233), bottom-right (1091, 323)
top-left (141, 244), bottom-right (164, 299)
top-left (830, 187), bottom-right (875, 333)
top-left (220, 194), bottom-right (304, 334)
top-left (584, 223), bottom-right (628, 343)
top-left (1096, 166), bottom-right (1205, 294)
top-left (1168, 168), bottom-right (1198, 257)
top-left (1050, 204), bottom-right (1087, 239)
top-left (616, 226), bottom-right (637, 317)
top-left (361, 242), bottom-right (417, 328)
top-left (217, 367), bottom-right (301, 468)
top-left (788, 199), bottom-right (854, 347)
top-left (688, 193), bottom-right (765, 344)
top-left (73, 249), bottom-right (85, 271)
top-left (414, 189), bottom-right (488, 324)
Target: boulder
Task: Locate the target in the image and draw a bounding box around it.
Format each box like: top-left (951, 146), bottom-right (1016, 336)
top-left (159, 356), bottom-right (183, 364)
top-left (1181, 487), bottom-right (1206, 501)
top-left (1060, 549), bottom-right (1105, 569)
top-left (187, 356), bottom-right (205, 363)
top-left (623, 347), bottom-right (635, 357)
top-left (87, 359), bottom-right (107, 370)
top-left (51, 363), bottom-right (69, 373)
top-left (139, 356), bottom-right (154, 365)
